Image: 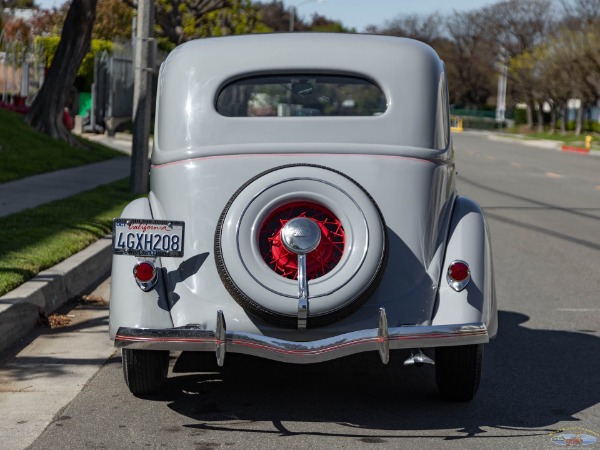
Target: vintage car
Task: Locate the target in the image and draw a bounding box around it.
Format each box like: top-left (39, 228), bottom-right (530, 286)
top-left (109, 33), bottom-right (497, 401)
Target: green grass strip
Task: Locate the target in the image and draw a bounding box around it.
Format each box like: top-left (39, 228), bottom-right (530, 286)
top-left (0, 178), bottom-right (140, 296)
top-left (0, 108), bottom-right (121, 183)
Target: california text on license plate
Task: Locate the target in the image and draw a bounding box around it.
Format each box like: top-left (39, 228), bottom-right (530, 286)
top-left (112, 219), bottom-right (185, 257)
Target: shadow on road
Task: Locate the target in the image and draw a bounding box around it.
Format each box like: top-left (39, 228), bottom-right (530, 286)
top-left (457, 174), bottom-right (600, 252)
top-left (139, 310), bottom-right (599, 441)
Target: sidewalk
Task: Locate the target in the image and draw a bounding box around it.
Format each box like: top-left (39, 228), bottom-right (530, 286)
top-left (0, 157), bottom-right (130, 217)
top-left (0, 133), bottom-right (134, 355)
top-left (0, 276), bottom-right (114, 450)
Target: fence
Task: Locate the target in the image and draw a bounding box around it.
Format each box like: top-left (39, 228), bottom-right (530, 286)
top-left (88, 39), bottom-right (167, 135)
top-left (0, 30), bottom-right (45, 113)
top-left (450, 108), bottom-right (515, 130)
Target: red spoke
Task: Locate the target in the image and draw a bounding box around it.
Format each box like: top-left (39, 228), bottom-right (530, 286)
top-left (258, 201), bottom-right (346, 280)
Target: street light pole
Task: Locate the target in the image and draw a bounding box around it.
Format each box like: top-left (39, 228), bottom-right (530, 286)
top-left (289, 0), bottom-right (325, 32)
top-left (495, 48), bottom-right (508, 130)
top-left (289, 5), bottom-right (295, 32)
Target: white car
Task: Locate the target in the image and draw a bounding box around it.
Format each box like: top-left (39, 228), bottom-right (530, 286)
top-left (110, 33), bottom-right (497, 401)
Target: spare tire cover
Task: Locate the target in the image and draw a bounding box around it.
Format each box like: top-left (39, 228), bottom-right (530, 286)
top-left (215, 164), bottom-right (387, 328)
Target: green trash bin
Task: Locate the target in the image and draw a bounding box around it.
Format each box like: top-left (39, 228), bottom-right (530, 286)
top-left (79, 92), bottom-right (92, 117)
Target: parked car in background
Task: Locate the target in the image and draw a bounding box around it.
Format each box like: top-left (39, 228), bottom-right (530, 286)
top-left (110, 33), bottom-right (497, 401)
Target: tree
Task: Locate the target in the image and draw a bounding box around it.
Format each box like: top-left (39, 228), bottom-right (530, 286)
top-left (154, 0), bottom-right (230, 45)
top-left (444, 10), bottom-right (496, 108)
top-left (483, 0), bottom-right (557, 130)
top-left (365, 12), bottom-right (444, 47)
top-left (561, 0), bottom-right (600, 132)
top-left (93, 0), bottom-right (134, 40)
top-left (192, 0), bottom-right (269, 37)
top-left (24, 0), bottom-right (98, 144)
top-left (509, 46), bottom-right (548, 132)
top-left (254, 0), bottom-right (296, 32)
top-left (561, 0), bottom-right (600, 27)
top-left (3, 0), bottom-right (35, 8)
top-left (308, 13), bottom-right (350, 33)
top-left (29, 6), bottom-right (69, 36)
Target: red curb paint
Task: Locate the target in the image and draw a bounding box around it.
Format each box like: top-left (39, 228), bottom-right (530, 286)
top-left (561, 145), bottom-right (590, 154)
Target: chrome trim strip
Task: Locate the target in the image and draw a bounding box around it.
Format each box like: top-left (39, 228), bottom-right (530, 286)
top-left (115, 322), bottom-right (489, 364)
top-left (297, 253), bottom-right (309, 330)
top-left (377, 308), bottom-right (389, 364)
top-left (216, 310), bottom-right (226, 367)
top-left (280, 217), bottom-right (322, 330)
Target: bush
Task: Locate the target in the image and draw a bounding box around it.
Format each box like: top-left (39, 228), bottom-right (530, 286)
top-left (555, 120), bottom-right (599, 133)
top-left (36, 36), bottom-right (113, 91)
top-left (513, 108), bottom-right (527, 125)
top-left (584, 120), bottom-right (600, 133)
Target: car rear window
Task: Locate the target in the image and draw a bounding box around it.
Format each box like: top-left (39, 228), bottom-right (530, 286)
top-left (216, 74), bottom-right (387, 117)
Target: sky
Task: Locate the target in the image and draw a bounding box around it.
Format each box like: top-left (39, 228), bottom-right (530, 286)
top-left (281, 0), bottom-right (501, 32)
top-left (34, 0), bottom-right (502, 33)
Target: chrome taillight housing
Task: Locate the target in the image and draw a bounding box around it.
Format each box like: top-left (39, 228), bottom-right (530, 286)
top-left (133, 260), bottom-right (158, 292)
top-left (446, 260), bottom-right (470, 292)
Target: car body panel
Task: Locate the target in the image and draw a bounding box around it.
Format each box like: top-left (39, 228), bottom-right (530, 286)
top-left (153, 33), bottom-right (449, 165)
top-left (109, 33), bottom-right (496, 364)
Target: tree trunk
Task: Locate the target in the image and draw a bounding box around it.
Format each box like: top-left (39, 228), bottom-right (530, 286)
top-left (24, 0), bottom-right (98, 146)
top-left (526, 100), bottom-right (534, 130)
top-left (561, 104), bottom-right (568, 135)
top-left (536, 101), bottom-right (544, 133)
top-left (575, 102), bottom-right (584, 136)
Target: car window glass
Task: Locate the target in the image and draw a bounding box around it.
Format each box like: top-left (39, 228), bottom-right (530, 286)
top-left (216, 74), bottom-right (387, 117)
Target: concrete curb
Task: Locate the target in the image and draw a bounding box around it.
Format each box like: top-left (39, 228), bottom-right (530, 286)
top-left (486, 132), bottom-right (600, 156)
top-left (487, 133), bottom-right (563, 150)
top-left (0, 237), bottom-right (112, 355)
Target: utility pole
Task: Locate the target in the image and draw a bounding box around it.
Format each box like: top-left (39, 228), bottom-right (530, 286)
top-left (130, 0), bottom-right (155, 194)
top-left (496, 48), bottom-right (507, 130)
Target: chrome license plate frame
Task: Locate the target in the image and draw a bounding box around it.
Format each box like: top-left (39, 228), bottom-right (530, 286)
top-left (112, 218), bottom-right (185, 258)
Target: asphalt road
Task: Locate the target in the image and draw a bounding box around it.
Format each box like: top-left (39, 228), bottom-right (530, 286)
top-left (22, 132), bottom-right (600, 449)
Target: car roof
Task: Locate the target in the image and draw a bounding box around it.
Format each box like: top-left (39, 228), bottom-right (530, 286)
top-left (153, 33), bottom-right (449, 165)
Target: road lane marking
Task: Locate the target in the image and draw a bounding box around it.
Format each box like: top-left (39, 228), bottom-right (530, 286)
top-left (557, 308), bottom-right (600, 312)
top-left (511, 162), bottom-right (522, 168)
top-left (485, 155), bottom-right (496, 161)
top-left (595, 185), bottom-right (600, 191)
top-left (545, 172), bottom-right (563, 179)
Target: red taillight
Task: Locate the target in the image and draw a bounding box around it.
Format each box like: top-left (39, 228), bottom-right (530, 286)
top-left (447, 260), bottom-right (470, 292)
top-left (134, 262), bottom-right (155, 281)
top-left (133, 261), bottom-right (157, 291)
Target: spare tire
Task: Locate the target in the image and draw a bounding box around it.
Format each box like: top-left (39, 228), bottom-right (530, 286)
top-left (215, 164), bottom-right (387, 328)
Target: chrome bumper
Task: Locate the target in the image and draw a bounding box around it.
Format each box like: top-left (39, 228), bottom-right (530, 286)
top-left (114, 309), bottom-right (489, 365)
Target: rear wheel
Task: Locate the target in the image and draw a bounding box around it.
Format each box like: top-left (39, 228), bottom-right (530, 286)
top-left (435, 344), bottom-right (483, 401)
top-left (122, 349), bottom-right (169, 395)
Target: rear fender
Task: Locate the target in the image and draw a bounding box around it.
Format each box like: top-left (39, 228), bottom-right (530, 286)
top-left (432, 196), bottom-right (497, 337)
top-left (108, 197), bottom-right (174, 339)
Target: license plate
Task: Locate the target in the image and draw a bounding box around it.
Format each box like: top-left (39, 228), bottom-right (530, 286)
top-left (112, 218), bottom-right (185, 257)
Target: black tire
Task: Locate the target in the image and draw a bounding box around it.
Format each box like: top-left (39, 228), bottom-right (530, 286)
top-left (122, 349), bottom-right (169, 395)
top-left (435, 344), bottom-right (483, 401)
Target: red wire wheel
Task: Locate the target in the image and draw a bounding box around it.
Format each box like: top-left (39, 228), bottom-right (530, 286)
top-left (258, 201), bottom-right (345, 280)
